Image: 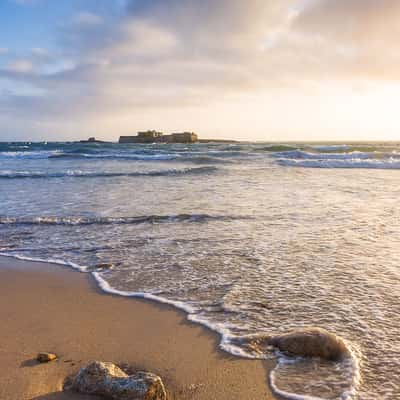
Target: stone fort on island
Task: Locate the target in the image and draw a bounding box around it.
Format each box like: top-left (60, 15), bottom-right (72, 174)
top-left (119, 131), bottom-right (198, 144)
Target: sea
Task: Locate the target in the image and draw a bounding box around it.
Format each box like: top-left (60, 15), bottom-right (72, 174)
top-left (1, 141), bottom-right (400, 400)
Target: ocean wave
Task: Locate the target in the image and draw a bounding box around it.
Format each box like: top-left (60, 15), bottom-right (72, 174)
top-left (257, 145), bottom-right (299, 152)
top-left (49, 152), bottom-right (246, 162)
top-left (48, 152), bottom-right (178, 161)
top-left (312, 144), bottom-right (400, 154)
top-left (273, 150), bottom-right (399, 161)
top-left (276, 158), bottom-right (400, 169)
top-left (263, 144), bottom-right (400, 155)
top-left (181, 155), bottom-right (234, 164)
top-left (0, 166), bottom-right (217, 179)
top-left (0, 150), bottom-right (62, 159)
top-left (311, 145), bottom-right (352, 153)
top-left (0, 213), bottom-right (242, 226)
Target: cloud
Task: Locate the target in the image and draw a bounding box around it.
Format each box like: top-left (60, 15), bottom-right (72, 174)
top-left (289, 0), bottom-right (400, 79)
top-left (5, 59), bottom-right (34, 74)
top-left (294, 0), bottom-right (400, 41)
top-left (126, 0), bottom-right (292, 58)
top-left (31, 47), bottom-right (49, 57)
top-left (2, 0), bottom-right (400, 140)
top-left (71, 11), bottom-right (104, 27)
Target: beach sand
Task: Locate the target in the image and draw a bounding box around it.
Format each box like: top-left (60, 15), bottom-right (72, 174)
top-left (0, 256), bottom-right (277, 400)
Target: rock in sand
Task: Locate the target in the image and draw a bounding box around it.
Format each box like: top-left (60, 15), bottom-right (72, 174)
top-left (269, 327), bottom-right (349, 361)
top-left (37, 352), bottom-right (58, 363)
top-left (68, 361), bottom-right (166, 400)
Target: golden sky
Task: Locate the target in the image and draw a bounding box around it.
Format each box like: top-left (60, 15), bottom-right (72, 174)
top-left (1, 0), bottom-right (399, 141)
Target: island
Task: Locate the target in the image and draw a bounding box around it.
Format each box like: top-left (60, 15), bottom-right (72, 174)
top-left (119, 131), bottom-right (198, 144)
top-left (79, 132), bottom-right (238, 144)
top-left (79, 137), bottom-right (108, 143)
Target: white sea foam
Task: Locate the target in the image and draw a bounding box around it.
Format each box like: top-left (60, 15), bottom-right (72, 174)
top-left (0, 252), bottom-right (88, 272)
top-left (0, 251), bottom-right (260, 362)
top-left (49, 153), bottom-right (179, 161)
top-left (0, 150), bottom-right (61, 159)
top-left (311, 145), bottom-right (352, 152)
top-left (276, 158), bottom-right (400, 169)
top-left (274, 150), bottom-right (392, 161)
top-left (0, 166), bottom-right (218, 179)
top-left (269, 349), bottom-right (361, 400)
top-left (92, 272), bottom-right (265, 360)
top-left (0, 213), bottom-right (239, 226)
top-left (91, 272), bottom-right (197, 314)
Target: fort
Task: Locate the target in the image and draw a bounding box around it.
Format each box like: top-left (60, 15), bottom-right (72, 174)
top-left (119, 131), bottom-right (198, 144)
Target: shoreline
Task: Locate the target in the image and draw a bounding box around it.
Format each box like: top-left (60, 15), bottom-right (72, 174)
top-left (0, 255), bottom-right (278, 399)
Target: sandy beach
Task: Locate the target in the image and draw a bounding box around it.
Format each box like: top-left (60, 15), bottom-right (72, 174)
top-left (0, 256), bottom-right (277, 400)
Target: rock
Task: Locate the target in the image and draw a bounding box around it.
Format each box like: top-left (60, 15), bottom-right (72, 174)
top-left (87, 263), bottom-right (114, 271)
top-left (268, 327), bottom-right (349, 361)
top-left (68, 361), bottom-right (166, 400)
top-left (37, 352), bottom-right (57, 363)
top-left (95, 263), bottom-right (113, 270)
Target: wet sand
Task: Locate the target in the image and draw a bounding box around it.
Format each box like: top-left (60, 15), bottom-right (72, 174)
top-left (0, 256), bottom-right (277, 400)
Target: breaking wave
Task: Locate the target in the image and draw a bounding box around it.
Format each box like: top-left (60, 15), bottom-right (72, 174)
top-left (48, 152), bottom-right (177, 161)
top-left (0, 166), bottom-right (217, 179)
top-left (273, 149), bottom-right (400, 169)
top-left (0, 213), bottom-right (243, 226)
top-left (258, 145), bottom-right (299, 152)
top-left (273, 150), bottom-right (400, 161)
top-left (0, 150), bottom-right (62, 159)
top-left (276, 158), bottom-right (400, 169)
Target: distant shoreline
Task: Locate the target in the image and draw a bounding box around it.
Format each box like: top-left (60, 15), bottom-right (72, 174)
top-left (74, 139), bottom-right (400, 146)
top-left (2, 139), bottom-right (400, 145)
top-left (77, 138), bottom-right (240, 144)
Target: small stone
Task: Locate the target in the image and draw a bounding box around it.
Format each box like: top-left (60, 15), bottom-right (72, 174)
top-left (37, 353), bottom-right (57, 363)
top-left (68, 361), bottom-right (166, 400)
top-left (87, 263), bottom-right (114, 271)
top-left (95, 263), bottom-right (113, 270)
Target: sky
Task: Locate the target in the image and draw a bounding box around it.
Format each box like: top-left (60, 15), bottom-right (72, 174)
top-left (0, 0), bottom-right (400, 142)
